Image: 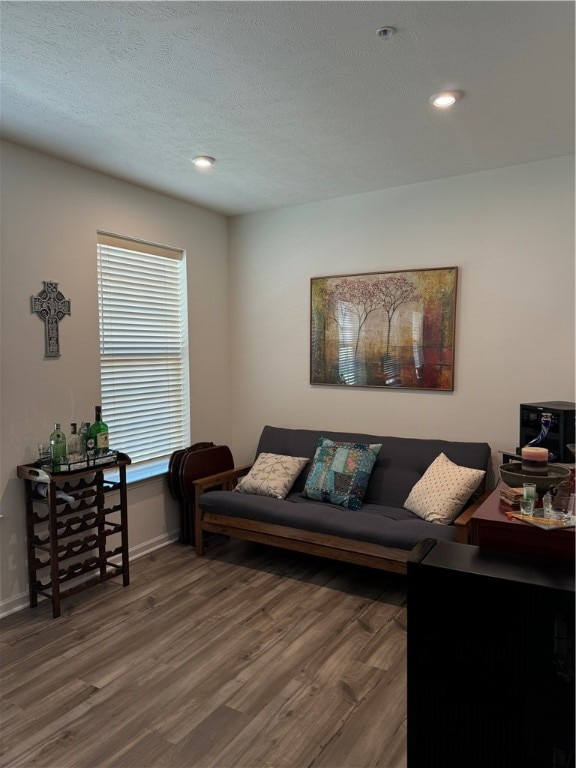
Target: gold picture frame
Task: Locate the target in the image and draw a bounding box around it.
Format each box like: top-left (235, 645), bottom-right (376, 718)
top-left (310, 267), bottom-right (458, 391)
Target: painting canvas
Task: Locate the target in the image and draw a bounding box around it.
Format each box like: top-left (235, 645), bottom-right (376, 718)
top-left (310, 267), bottom-right (458, 391)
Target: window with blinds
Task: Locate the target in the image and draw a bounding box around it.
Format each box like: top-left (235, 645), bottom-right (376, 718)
top-left (97, 233), bottom-right (189, 472)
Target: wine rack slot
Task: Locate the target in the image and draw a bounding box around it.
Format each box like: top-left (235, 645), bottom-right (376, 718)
top-left (102, 503), bottom-right (122, 516)
top-left (104, 522), bottom-right (122, 535)
top-left (18, 453), bottom-right (131, 618)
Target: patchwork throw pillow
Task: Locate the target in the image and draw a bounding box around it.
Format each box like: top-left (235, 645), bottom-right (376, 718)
top-left (234, 453), bottom-right (309, 500)
top-left (303, 438), bottom-right (381, 511)
top-left (404, 452), bottom-right (485, 525)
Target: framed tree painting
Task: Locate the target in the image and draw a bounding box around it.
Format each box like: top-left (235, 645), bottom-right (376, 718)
top-left (310, 267), bottom-right (458, 391)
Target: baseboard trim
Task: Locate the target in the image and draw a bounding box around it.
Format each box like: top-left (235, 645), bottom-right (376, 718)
top-left (0, 530), bottom-right (180, 619)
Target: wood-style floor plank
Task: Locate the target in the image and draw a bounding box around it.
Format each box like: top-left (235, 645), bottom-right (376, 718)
top-left (0, 538), bottom-right (408, 768)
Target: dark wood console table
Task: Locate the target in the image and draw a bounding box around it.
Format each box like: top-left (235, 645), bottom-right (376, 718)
top-left (470, 484), bottom-right (575, 560)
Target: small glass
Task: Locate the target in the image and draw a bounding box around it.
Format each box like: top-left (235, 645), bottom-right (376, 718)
top-left (552, 498), bottom-right (572, 520)
top-left (37, 443), bottom-right (51, 468)
top-left (551, 481), bottom-right (574, 520)
top-left (542, 492), bottom-right (554, 519)
top-left (521, 483), bottom-right (537, 516)
top-left (519, 497), bottom-right (535, 516)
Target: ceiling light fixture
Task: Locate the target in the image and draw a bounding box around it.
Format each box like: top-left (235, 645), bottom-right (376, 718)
top-left (430, 91), bottom-right (461, 109)
top-left (376, 26), bottom-right (396, 39)
top-left (191, 155), bottom-right (215, 168)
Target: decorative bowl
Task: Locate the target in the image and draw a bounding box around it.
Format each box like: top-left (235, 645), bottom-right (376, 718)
top-left (499, 462), bottom-right (572, 494)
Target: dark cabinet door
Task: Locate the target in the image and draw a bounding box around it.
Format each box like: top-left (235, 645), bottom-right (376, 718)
top-left (407, 541), bottom-right (575, 768)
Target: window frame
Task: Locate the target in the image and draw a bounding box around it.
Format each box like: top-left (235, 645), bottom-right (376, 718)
top-left (96, 232), bottom-right (190, 482)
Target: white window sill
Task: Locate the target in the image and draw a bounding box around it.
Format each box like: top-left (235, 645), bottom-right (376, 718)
top-left (105, 458), bottom-right (169, 486)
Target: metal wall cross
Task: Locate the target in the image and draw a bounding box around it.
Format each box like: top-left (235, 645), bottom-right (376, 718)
top-left (31, 281), bottom-right (71, 358)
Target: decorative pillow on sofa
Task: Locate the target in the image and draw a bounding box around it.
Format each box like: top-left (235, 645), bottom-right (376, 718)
top-left (234, 453), bottom-right (309, 500)
top-left (303, 438), bottom-right (381, 511)
top-left (404, 452), bottom-right (485, 525)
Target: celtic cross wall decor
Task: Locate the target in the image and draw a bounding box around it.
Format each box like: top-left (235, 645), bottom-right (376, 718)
top-left (31, 281), bottom-right (71, 358)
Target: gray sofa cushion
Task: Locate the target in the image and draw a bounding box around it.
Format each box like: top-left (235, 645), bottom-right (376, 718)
top-left (256, 425), bottom-right (491, 508)
top-left (200, 490), bottom-right (457, 551)
top-left (197, 426), bottom-right (491, 556)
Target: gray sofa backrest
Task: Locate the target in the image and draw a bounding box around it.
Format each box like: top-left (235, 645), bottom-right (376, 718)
top-left (256, 425), bottom-right (491, 509)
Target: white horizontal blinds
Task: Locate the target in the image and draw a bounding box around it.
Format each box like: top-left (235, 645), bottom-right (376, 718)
top-left (97, 234), bottom-right (189, 466)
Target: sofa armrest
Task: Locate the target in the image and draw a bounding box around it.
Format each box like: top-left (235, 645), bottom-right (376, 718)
top-left (452, 489), bottom-right (493, 544)
top-left (193, 463), bottom-right (253, 555)
top-left (192, 463), bottom-right (253, 494)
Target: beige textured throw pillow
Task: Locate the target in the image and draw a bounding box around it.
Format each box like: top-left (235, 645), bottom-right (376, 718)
top-left (404, 452), bottom-right (485, 525)
top-left (234, 453), bottom-right (309, 500)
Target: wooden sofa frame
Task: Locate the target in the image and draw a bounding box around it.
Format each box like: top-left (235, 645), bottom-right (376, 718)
top-left (193, 465), bottom-right (489, 575)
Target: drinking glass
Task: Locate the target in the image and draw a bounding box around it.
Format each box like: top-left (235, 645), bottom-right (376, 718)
top-left (542, 492), bottom-right (554, 519)
top-left (519, 497), bottom-right (535, 516)
top-left (521, 483), bottom-right (537, 516)
top-left (37, 443), bottom-right (51, 468)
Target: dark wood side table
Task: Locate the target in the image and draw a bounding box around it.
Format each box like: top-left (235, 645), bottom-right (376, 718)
top-left (470, 484), bottom-right (575, 560)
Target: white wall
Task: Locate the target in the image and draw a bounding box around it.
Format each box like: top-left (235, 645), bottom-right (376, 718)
top-left (0, 141), bottom-right (230, 614)
top-left (228, 157), bottom-right (575, 479)
top-left (2, 144), bottom-right (574, 616)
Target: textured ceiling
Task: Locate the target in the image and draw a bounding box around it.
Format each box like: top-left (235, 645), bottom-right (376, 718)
top-left (1, 1), bottom-right (574, 216)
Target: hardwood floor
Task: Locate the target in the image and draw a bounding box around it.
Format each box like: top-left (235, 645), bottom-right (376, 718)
top-left (0, 538), bottom-right (408, 768)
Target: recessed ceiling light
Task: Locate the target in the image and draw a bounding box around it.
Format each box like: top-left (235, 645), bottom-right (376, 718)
top-left (376, 26), bottom-right (396, 39)
top-left (430, 91), bottom-right (461, 109)
top-left (191, 155), bottom-right (215, 168)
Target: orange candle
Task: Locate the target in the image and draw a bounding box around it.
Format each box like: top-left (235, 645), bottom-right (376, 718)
top-left (521, 446), bottom-right (549, 475)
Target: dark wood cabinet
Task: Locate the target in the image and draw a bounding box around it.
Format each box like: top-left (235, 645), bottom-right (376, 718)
top-left (17, 454), bottom-right (131, 618)
top-left (407, 540), bottom-right (575, 768)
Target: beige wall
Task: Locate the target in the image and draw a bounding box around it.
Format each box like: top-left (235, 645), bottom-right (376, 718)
top-left (1, 142), bottom-right (574, 616)
top-left (0, 141), bottom-right (230, 614)
top-left (228, 157), bottom-right (575, 474)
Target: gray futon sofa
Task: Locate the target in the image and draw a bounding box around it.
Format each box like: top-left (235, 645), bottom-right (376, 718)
top-left (193, 425), bottom-right (492, 574)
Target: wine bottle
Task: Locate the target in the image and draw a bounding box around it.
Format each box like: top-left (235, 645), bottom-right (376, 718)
top-left (78, 421), bottom-right (90, 458)
top-left (67, 422), bottom-right (82, 463)
top-left (88, 406), bottom-right (109, 456)
top-left (36, 482), bottom-right (75, 504)
top-left (49, 423), bottom-right (67, 472)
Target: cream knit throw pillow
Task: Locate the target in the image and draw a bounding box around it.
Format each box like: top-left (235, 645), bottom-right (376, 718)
top-left (234, 453), bottom-right (309, 500)
top-left (404, 452), bottom-right (485, 525)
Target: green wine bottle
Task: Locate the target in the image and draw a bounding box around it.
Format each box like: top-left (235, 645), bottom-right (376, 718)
top-left (49, 423), bottom-right (67, 472)
top-left (88, 405), bottom-right (109, 456)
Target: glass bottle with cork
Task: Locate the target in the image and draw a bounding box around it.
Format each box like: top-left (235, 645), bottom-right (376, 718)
top-left (88, 405), bottom-right (109, 457)
top-left (78, 421), bottom-right (90, 459)
top-left (67, 422), bottom-right (82, 464)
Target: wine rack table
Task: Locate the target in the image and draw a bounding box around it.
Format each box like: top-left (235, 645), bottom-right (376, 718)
top-left (17, 453), bottom-right (131, 618)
